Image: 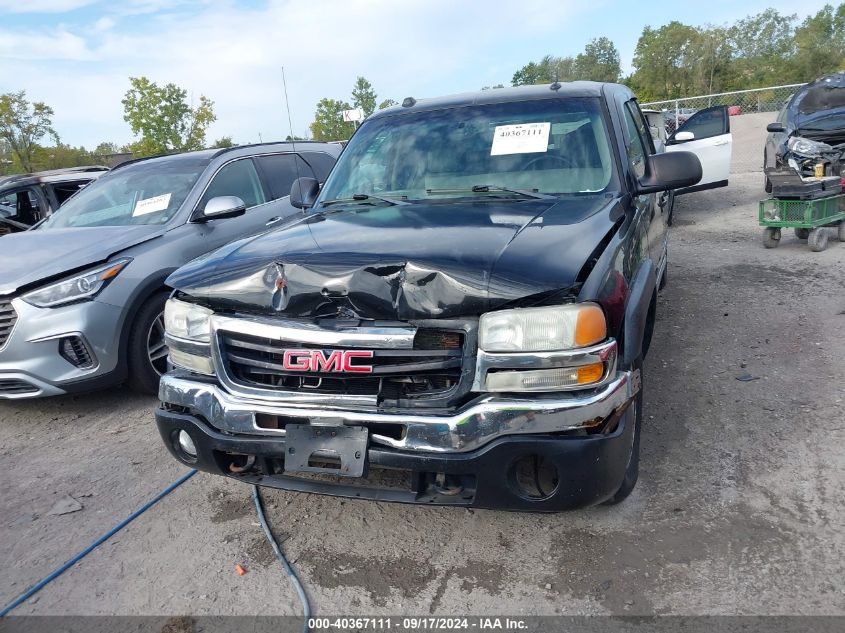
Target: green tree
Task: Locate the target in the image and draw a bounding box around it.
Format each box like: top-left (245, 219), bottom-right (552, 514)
top-left (0, 91), bottom-right (57, 173)
top-left (210, 136), bottom-right (235, 148)
top-left (122, 76), bottom-right (216, 156)
top-left (792, 4), bottom-right (845, 80)
top-left (309, 98), bottom-right (355, 141)
top-left (93, 141), bottom-right (120, 155)
top-left (351, 76), bottom-right (377, 117)
top-left (575, 37), bottom-right (622, 82)
top-left (728, 9), bottom-right (796, 87)
top-left (631, 22), bottom-right (701, 99)
top-left (378, 98), bottom-right (398, 109)
top-left (481, 84), bottom-right (505, 90)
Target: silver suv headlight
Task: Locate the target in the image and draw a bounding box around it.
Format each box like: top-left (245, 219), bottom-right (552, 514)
top-left (22, 258), bottom-right (132, 308)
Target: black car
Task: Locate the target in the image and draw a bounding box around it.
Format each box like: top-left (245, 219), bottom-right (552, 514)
top-left (154, 82), bottom-right (721, 511)
top-left (0, 166), bottom-right (109, 234)
top-left (765, 72), bottom-right (845, 191)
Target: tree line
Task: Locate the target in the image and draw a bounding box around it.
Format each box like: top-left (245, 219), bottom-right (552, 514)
top-left (3, 4), bottom-right (842, 174)
top-left (511, 4), bottom-right (845, 101)
top-left (0, 76), bottom-right (227, 175)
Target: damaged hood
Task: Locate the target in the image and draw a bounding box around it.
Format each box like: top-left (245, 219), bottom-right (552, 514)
top-left (168, 196), bottom-right (620, 320)
top-left (0, 225), bottom-right (165, 296)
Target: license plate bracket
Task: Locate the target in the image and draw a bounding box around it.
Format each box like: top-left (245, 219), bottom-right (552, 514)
top-left (284, 424), bottom-right (368, 478)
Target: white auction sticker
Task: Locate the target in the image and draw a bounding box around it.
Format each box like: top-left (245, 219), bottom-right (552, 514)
top-left (490, 122), bottom-right (551, 156)
top-left (133, 193), bottom-right (172, 216)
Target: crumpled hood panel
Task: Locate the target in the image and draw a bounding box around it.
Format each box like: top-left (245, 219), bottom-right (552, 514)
top-left (168, 197), bottom-right (619, 319)
top-left (0, 225), bottom-right (165, 296)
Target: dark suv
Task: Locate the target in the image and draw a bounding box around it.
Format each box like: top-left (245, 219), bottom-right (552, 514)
top-left (155, 83), bottom-right (715, 511)
top-left (0, 166), bottom-right (108, 234)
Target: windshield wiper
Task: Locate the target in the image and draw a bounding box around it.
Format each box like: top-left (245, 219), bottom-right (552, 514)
top-left (426, 185), bottom-right (555, 200)
top-left (320, 193), bottom-right (409, 207)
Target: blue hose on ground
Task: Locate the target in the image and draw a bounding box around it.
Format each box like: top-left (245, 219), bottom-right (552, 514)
top-left (0, 469), bottom-right (197, 618)
top-left (252, 484), bottom-right (311, 633)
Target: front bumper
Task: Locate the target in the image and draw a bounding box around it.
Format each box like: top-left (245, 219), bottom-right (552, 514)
top-left (156, 370), bottom-right (639, 510)
top-left (0, 298), bottom-right (124, 399)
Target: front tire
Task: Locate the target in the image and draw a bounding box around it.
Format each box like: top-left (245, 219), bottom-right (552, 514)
top-left (603, 359), bottom-right (643, 505)
top-left (127, 291), bottom-right (170, 395)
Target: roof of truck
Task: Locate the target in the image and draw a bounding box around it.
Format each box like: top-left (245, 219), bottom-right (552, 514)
top-left (371, 82), bottom-right (633, 119)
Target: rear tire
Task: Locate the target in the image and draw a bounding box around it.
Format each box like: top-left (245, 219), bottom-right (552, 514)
top-left (838, 222), bottom-right (845, 242)
top-left (603, 359), bottom-right (643, 505)
top-left (808, 228), bottom-right (829, 252)
top-left (762, 227), bottom-right (781, 249)
top-left (126, 291), bottom-right (170, 395)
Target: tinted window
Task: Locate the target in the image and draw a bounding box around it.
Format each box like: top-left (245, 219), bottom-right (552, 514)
top-left (52, 180), bottom-right (91, 205)
top-left (301, 151), bottom-right (336, 181)
top-left (675, 107), bottom-right (727, 140)
top-left (255, 154), bottom-right (315, 200)
top-left (622, 103), bottom-right (647, 178)
top-left (200, 158), bottom-right (266, 209)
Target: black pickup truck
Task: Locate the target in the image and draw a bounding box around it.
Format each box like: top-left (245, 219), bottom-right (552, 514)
top-left (156, 82), bottom-right (718, 511)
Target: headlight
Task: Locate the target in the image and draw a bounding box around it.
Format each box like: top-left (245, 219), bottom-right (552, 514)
top-left (164, 298), bottom-right (213, 342)
top-left (22, 258), bottom-right (131, 308)
top-left (787, 136), bottom-right (831, 157)
top-left (479, 304), bottom-right (606, 352)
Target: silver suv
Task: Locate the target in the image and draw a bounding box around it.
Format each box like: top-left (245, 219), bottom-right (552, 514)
top-left (0, 142), bottom-right (341, 399)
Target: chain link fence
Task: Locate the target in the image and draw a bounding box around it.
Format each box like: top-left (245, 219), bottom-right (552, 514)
top-left (642, 84), bottom-right (806, 175)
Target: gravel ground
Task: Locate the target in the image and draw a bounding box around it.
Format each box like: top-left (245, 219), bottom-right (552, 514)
top-left (1, 171), bottom-right (843, 617)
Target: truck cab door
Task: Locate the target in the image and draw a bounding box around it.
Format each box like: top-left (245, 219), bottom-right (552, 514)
top-left (666, 105), bottom-right (732, 194)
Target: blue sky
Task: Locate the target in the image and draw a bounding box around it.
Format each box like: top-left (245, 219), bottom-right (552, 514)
top-left (0, 0), bottom-right (832, 148)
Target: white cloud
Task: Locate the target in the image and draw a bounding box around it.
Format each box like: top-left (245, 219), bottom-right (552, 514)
top-left (0, 28), bottom-right (95, 61)
top-left (0, 0), bottom-right (100, 13)
top-left (0, 0), bottom-right (591, 146)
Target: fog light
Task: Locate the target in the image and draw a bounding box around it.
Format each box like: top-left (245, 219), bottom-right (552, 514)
top-left (177, 430), bottom-right (197, 458)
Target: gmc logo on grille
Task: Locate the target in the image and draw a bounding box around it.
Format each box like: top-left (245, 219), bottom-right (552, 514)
top-left (282, 349), bottom-right (374, 374)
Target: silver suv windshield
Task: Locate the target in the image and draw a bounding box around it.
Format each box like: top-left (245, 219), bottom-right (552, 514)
top-left (318, 97), bottom-right (614, 204)
top-left (41, 157), bottom-right (208, 229)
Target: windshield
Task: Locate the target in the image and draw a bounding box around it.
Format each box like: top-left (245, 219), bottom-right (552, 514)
top-left (41, 157), bottom-right (207, 229)
top-left (318, 97), bottom-right (614, 204)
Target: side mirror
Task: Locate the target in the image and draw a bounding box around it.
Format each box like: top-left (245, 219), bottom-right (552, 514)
top-left (673, 131), bottom-right (695, 142)
top-left (193, 196), bottom-right (246, 222)
top-left (766, 122), bottom-right (786, 133)
top-left (290, 177), bottom-right (319, 209)
top-left (636, 151), bottom-right (702, 195)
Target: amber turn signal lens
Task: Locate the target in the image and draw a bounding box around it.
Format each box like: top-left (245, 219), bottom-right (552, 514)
top-left (577, 362), bottom-right (604, 384)
top-left (574, 304), bottom-right (607, 347)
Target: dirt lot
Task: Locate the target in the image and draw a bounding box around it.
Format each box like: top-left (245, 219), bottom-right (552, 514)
top-left (1, 171), bottom-right (843, 617)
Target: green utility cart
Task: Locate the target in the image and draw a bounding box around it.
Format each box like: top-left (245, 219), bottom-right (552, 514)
top-left (759, 194), bottom-right (845, 251)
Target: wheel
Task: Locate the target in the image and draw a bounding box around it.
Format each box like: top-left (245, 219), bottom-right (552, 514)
top-left (795, 228), bottom-right (810, 240)
top-left (764, 177), bottom-right (772, 194)
top-left (808, 228), bottom-right (829, 252)
top-left (126, 291), bottom-right (170, 395)
top-left (603, 359), bottom-right (643, 505)
top-left (838, 222), bottom-right (845, 242)
top-left (762, 227), bottom-right (781, 248)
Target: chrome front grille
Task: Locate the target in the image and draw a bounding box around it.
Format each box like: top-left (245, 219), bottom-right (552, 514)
top-left (213, 317), bottom-right (476, 408)
top-left (0, 300), bottom-right (17, 349)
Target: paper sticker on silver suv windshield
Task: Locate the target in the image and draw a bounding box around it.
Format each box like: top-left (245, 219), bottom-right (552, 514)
top-left (490, 122), bottom-right (550, 156)
top-left (133, 193), bottom-right (171, 216)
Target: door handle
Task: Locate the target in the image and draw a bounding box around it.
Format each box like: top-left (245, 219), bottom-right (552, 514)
top-left (713, 139), bottom-right (729, 146)
top-left (265, 216), bottom-right (282, 226)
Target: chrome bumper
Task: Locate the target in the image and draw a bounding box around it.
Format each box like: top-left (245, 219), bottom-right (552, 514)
top-left (159, 370), bottom-right (638, 454)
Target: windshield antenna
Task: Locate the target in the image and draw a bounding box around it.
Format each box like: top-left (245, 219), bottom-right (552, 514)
top-left (550, 71), bottom-right (561, 91)
top-left (282, 66), bottom-right (304, 203)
